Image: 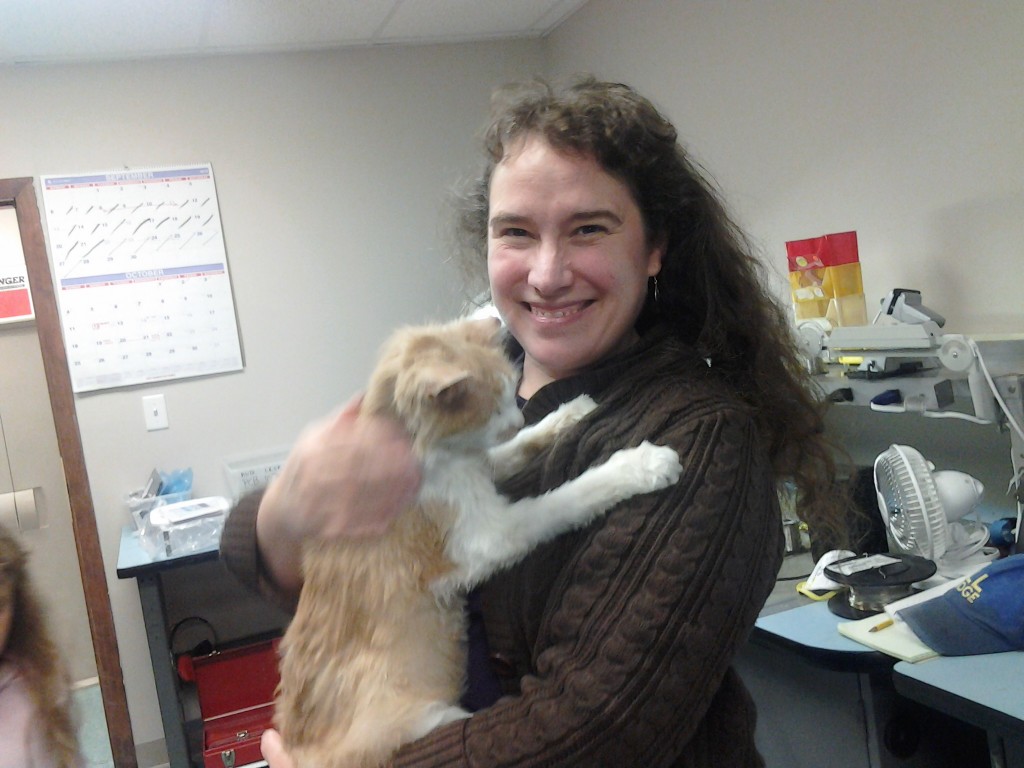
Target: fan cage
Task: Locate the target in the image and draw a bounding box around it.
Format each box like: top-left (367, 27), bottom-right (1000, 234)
top-left (873, 444), bottom-right (948, 560)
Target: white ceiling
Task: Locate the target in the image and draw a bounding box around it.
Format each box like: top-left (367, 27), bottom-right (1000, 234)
top-left (1, 0), bottom-right (590, 66)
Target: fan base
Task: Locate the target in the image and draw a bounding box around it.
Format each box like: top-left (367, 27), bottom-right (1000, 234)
top-left (828, 591), bottom-right (884, 619)
top-left (823, 552), bottom-right (937, 618)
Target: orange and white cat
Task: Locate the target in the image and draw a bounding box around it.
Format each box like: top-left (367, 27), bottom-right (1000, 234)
top-left (275, 316), bottom-right (681, 768)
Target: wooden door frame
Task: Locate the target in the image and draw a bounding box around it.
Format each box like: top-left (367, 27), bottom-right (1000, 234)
top-left (1, 177), bottom-right (137, 767)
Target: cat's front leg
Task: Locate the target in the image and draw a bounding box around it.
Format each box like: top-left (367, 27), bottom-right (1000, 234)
top-left (451, 442), bottom-right (682, 589)
top-left (489, 394), bottom-right (597, 478)
top-left (533, 441), bottom-right (683, 523)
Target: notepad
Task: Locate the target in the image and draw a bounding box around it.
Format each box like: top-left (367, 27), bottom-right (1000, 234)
top-left (836, 568), bottom-right (990, 662)
top-left (837, 615), bottom-right (938, 663)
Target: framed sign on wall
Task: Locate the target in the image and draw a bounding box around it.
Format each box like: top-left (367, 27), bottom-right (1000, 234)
top-left (0, 205), bottom-right (34, 324)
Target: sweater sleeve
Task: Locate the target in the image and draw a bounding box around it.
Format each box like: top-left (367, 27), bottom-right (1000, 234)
top-left (391, 397), bottom-right (784, 767)
top-left (219, 489), bottom-right (299, 614)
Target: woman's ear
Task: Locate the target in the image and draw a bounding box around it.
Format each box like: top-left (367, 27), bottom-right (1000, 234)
top-left (647, 231), bottom-right (667, 277)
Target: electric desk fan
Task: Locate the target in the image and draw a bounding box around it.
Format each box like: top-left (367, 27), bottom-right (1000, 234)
top-left (873, 444), bottom-right (996, 581)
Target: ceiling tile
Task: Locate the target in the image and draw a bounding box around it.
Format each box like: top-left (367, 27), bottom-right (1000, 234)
top-left (382, 0), bottom-right (585, 41)
top-left (2, 0), bottom-right (211, 62)
top-left (203, 0), bottom-right (397, 51)
top-left (0, 0), bottom-right (590, 65)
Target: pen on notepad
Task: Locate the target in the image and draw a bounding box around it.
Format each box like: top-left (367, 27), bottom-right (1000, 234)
top-left (869, 618), bottom-right (894, 633)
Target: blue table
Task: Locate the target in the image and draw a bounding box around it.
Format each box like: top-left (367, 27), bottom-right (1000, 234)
top-left (752, 597), bottom-right (1024, 767)
top-left (117, 525), bottom-right (220, 767)
top-left (116, 522), bottom-right (220, 578)
top-left (754, 600), bottom-right (895, 673)
top-left (894, 653), bottom-right (1024, 767)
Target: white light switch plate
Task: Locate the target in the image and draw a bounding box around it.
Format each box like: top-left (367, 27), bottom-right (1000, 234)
top-left (143, 394), bottom-right (169, 430)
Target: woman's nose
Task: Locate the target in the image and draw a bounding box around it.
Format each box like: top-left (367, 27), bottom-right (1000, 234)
top-left (528, 240), bottom-right (571, 294)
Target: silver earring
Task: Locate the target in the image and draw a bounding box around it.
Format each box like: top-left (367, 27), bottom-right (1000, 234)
top-left (652, 276), bottom-right (660, 303)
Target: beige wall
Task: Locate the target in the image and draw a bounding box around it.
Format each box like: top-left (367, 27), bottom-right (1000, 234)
top-left (548, 0), bottom-right (1024, 335)
top-left (2, 40), bottom-right (543, 748)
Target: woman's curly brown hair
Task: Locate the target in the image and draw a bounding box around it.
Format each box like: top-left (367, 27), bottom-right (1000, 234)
top-left (450, 76), bottom-right (852, 546)
top-left (1, 524), bottom-right (82, 768)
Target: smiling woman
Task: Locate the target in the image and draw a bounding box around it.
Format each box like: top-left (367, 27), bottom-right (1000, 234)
top-left (221, 76), bottom-right (854, 768)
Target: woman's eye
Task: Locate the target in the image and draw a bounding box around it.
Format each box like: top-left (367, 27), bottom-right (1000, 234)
top-left (575, 224), bottom-right (606, 237)
top-left (502, 227), bottom-right (530, 238)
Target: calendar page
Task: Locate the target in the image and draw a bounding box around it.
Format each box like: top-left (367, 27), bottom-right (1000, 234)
top-left (40, 165), bottom-right (243, 392)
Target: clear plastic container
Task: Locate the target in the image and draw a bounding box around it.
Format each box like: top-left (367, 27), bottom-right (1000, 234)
top-left (126, 489), bottom-right (192, 530)
top-left (138, 497), bottom-right (229, 559)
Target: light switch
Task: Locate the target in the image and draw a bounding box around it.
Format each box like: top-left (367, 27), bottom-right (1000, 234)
top-left (143, 394), bottom-right (169, 431)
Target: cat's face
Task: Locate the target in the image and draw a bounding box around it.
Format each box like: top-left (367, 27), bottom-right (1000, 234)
top-left (366, 317), bottom-right (522, 451)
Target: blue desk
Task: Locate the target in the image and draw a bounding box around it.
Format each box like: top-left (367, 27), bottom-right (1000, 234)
top-left (118, 525), bottom-right (285, 768)
top-left (751, 596), bottom-right (1024, 767)
top-left (117, 526), bottom-right (220, 768)
top-left (116, 523), bottom-right (220, 578)
top-left (754, 601), bottom-right (894, 673)
top-left (894, 654), bottom-right (1024, 767)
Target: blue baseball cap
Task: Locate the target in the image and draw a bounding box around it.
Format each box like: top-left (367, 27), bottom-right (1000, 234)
top-left (899, 554), bottom-right (1024, 656)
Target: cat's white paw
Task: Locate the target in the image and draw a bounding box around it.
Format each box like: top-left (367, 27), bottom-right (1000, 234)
top-left (637, 441), bottom-right (683, 486)
top-left (604, 441), bottom-right (682, 490)
top-left (548, 394), bottom-right (598, 431)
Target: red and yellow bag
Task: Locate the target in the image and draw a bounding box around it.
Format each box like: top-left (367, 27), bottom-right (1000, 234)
top-left (786, 230), bottom-right (867, 326)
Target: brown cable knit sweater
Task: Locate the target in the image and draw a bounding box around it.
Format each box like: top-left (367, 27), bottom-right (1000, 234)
top-left (220, 329), bottom-right (783, 766)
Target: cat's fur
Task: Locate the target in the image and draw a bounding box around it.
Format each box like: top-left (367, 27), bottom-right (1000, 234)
top-left (275, 316), bottom-right (682, 768)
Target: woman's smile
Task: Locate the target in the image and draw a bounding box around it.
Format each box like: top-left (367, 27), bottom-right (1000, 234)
top-left (527, 300), bottom-right (592, 321)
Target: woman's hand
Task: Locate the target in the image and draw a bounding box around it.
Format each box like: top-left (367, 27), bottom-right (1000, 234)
top-left (255, 394), bottom-right (422, 593)
top-left (260, 729), bottom-right (296, 768)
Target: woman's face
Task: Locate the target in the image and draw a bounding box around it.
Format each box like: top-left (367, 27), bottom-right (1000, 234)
top-left (487, 136), bottom-right (664, 397)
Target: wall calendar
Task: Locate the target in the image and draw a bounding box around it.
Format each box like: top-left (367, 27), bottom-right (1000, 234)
top-left (40, 164), bottom-right (243, 393)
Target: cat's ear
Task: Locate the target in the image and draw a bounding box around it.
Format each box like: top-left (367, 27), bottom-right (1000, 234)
top-left (431, 370), bottom-right (472, 411)
top-left (394, 361), bottom-right (470, 413)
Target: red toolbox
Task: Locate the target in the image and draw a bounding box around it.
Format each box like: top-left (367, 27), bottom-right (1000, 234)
top-left (178, 636), bottom-right (281, 768)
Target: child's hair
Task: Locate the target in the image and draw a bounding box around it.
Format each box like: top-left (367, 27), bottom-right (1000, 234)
top-left (0, 523), bottom-right (81, 768)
